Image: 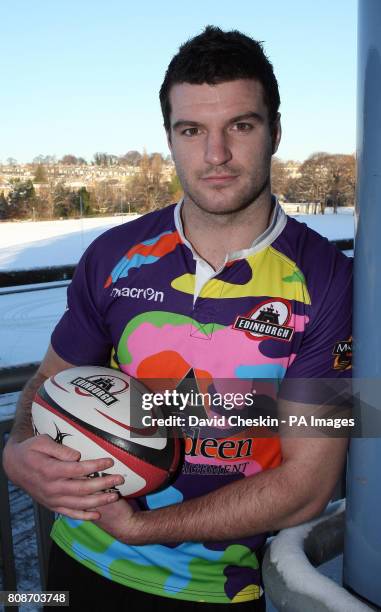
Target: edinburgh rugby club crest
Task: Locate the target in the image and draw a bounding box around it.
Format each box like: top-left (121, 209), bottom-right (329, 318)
top-left (233, 298), bottom-right (294, 342)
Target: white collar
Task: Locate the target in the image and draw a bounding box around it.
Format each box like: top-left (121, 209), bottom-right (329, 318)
top-left (174, 196), bottom-right (287, 264)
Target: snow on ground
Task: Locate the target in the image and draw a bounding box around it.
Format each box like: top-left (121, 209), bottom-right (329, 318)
top-left (293, 212), bottom-right (354, 241)
top-left (0, 211), bottom-right (353, 271)
top-left (0, 214), bottom-right (140, 271)
top-left (267, 502), bottom-right (370, 611)
top-left (0, 286), bottom-right (66, 367)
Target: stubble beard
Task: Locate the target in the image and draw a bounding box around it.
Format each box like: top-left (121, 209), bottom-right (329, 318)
top-left (176, 164), bottom-right (271, 216)
top-left (179, 170), bottom-right (271, 217)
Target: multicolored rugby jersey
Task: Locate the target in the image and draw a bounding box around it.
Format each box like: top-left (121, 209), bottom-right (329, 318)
top-left (50, 199), bottom-right (352, 604)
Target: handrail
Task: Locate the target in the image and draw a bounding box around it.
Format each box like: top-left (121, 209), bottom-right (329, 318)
top-left (0, 417), bottom-right (18, 608)
top-left (0, 368), bottom-right (54, 608)
top-left (0, 264), bottom-right (75, 288)
top-left (0, 363), bottom-right (40, 394)
top-left (263, 501), bottom-right (373, 611)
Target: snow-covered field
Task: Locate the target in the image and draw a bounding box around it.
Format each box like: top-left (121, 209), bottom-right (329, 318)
top-left (0, 210), bottom-right (353, 271)
top-left (293, 212), bottom-right (354, 241)
top-left (0, 211), bottom-right (354, 368)
top-left (0, 285), bottom-right (66, 366)
top-left (0, 214), bottom-right (140, 271)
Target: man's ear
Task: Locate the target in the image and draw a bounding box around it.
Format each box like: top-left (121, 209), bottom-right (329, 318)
top-left (166, 129), bottom-right (173, 153)
top-left (272, 113), bottom-right (282, 154)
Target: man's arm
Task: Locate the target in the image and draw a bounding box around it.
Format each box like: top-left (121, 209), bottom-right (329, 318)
top-left (6, 344), bottom-right (72, 443)
top-left (2, 344), bottom-right (124, 520)
top-left (94, 400), bottom-right (348, 544)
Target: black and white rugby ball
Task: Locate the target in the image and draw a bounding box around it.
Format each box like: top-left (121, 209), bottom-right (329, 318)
top-left (31, 366), bottom-right (182, 498)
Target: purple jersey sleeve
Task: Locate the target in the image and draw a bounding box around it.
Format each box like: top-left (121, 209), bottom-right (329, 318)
top-left (276, 220), bottom-right (352, 405)
top-left (287, 253), bottom-right (352, 378)
top-left (51, 242), bottom-right (112, 366)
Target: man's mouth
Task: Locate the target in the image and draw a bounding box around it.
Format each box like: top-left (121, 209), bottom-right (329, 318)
top-left (201, 174), bottom-right (238, 183)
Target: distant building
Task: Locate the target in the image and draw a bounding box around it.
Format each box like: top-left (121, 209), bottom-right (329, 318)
top-left (281, 202), bottom-right (312, 214)
top-left (0, 161), bottom-right (175, 192)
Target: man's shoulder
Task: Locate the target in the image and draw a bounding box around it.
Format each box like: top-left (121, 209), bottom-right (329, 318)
top-left (272, 214), bottom-right (352, 307)
top-left (73, 204), bottom-right (179, 287)
top-left (274, 214), bottom-right (352, 275)
top-left (87, 204), bottom-right (178, 255)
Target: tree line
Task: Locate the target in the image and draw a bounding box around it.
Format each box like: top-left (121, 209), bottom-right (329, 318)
top-left (272, 152), bottom-right (355, 212)
top-left (0, 153), bottom-right (182, 221)
top-left (0, 151), bottom-right (355, 221)
top-left (4, 151), bottom-right (171, 167)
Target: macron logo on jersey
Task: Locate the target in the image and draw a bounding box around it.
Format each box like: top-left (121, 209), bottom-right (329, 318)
top-left (110, 286), bottom-right (164, 303)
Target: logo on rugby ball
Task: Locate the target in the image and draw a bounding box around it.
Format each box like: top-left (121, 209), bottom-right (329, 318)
top-left (33, 420), bottom-right (72, 444)
top-left (70, 374), bottom-right (129, 406)
top-left (233, 299), bottom-right (294, 342)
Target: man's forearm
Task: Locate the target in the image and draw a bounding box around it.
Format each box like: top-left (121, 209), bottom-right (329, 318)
top-left (7, 343), bottom-right (74, 445)
top-left (126, 460), bottom-right (324, 544)
top-left (94, 428), bottom-right (347, 544)
top-left (8, 372), bottom-right (47, 443)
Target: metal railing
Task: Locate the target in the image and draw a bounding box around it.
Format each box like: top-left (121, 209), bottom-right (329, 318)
top-left (0, 365), bottom-right (54, 611)
top-left (0, 265), bottom-right (75, 288)
top-left (0, 417), bottom-right (17, 592)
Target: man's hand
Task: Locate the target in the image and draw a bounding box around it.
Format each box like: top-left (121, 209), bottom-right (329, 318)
top-left (2, 434), bottom-right (124, 520)
top-left (2, 344), bottom-right (125, 521)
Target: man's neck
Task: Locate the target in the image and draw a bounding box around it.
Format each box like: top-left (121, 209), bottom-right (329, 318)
top-left (181, 192), bottom-right (274, 270)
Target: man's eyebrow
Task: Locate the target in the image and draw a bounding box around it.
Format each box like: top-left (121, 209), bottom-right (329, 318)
top-left (172, 120), bottom-right (201, 131)
top-left (229, 112), bottom-right (264, 124)
top-left (171, 112), bottom-right (264, 131)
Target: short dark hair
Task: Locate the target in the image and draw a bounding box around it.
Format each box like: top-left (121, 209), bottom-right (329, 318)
top-left (160, 25), bottom-right (280, 133)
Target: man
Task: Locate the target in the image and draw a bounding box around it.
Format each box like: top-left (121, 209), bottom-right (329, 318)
top-left (3, 26), bottom-right (351, 610)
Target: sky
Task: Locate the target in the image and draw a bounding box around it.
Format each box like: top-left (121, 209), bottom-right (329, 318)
top-left (0, 0), bottom-right (357, 164)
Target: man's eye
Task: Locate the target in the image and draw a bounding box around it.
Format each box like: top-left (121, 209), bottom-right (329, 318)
top-left (182, 127), bottom-right (200, 136)
top-left (233, 122), bottom-right (253, 132)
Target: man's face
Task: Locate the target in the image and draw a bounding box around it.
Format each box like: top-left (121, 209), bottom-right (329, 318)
top-left (167, 79), bottom-right (281, 215)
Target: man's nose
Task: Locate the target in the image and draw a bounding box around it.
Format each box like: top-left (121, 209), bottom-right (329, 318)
top-left (204, 131), bottom-right (232, 166)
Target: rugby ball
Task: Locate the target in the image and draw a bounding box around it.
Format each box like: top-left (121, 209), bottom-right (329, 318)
top-left (31, 366), bottom-right (182, 498)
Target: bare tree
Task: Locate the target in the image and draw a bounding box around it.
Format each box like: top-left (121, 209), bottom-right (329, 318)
top-left (324, 154), bottom-right (355, 211)
top-left (285, 152), bottom-right (355, 213)
top-left (271, 157), bottom-right (289, 200)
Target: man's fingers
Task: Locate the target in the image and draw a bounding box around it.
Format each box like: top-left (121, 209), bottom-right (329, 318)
top-left (31, 435), bottom-right (81, 461)
top-left (53, 491), bottom-right (119, 511)
top-left (54, 507), bottom-right (102, 521)
top-left (41, 456), bottom-right (116, 480)
top-left (6, 435), bottom-right (124, 512)
top-left (32, 438), bottom-right (119, 478)
top-left (69, 457), bottom-right (116, 477)
top-left (54, 474), bottom-right (124, 496)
